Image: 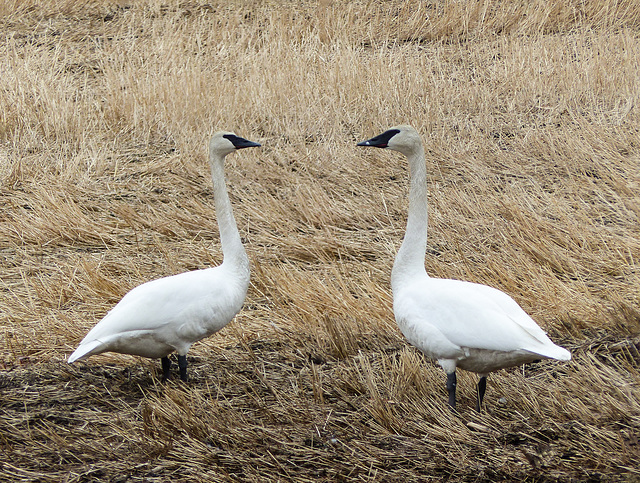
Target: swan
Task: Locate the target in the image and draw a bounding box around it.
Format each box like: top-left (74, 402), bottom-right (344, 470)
top-left (357, 125), bottom-right (571, 410)
top-left (68, 131), bottom-right (260, 382)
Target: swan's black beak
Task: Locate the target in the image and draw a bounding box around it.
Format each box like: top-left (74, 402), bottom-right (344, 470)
top-left (357, 129), bottom-right (400, 148)
top-left (224, 134), bottom-right (261, 149)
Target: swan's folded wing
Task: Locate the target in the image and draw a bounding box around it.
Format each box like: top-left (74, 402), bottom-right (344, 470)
top-left (401, 278), bottom-right (567, 359)
top-left (75, 267), bottom-right (233, 347)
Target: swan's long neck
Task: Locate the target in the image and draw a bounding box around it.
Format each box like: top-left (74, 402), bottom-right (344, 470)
top-left (392, 146), bottom-right (428, 292)
top-left (210, 154), bottom-right (249, 277)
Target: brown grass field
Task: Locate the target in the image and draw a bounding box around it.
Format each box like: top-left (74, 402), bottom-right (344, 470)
top-left (1, 0), bottom-right (640, 481)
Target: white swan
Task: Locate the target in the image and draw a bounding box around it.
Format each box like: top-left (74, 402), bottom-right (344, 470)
top-left (68, 131), bottom-right (260, 381)
top-left (357, 125), bottom-right (570, 410)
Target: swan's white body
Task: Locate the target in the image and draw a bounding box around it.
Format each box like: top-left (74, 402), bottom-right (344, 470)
top-left (68, 264), bottom-right (248, 361)
top-left (394, 277), bottom-right (570, 375)
top-left (358, 125), bottom-right (570, 409)
top-left (69, 132), bottom-right (260, 380)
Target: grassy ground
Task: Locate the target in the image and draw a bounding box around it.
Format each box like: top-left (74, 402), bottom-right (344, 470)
top-left (1, 0), bottom-right (639, 481)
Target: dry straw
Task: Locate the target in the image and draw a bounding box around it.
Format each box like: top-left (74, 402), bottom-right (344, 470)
top-left (1, 0), bottom-right (639, 481)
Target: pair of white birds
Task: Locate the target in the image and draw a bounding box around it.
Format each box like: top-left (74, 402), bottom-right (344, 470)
top-left (69, 126), bottom-right (570, 411)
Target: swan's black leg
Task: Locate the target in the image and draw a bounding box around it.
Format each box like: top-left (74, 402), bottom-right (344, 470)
top-left (178, 354), bottom-right (188, 382)
top-left (161, 356), bottom-right (172, 382)
top-left (476, 376), bottom-right (487, 412)
top-left (446, 371), bottom-right (457, 410)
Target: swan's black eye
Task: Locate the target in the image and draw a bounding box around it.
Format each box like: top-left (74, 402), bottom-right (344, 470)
top-left (357, 129), bottom-right (400, 148)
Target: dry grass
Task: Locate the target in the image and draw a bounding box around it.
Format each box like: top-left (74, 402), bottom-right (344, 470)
top-left (1, 0), bottom-right (639, 481)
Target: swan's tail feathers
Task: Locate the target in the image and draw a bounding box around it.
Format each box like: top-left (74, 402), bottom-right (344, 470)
top-left (68, 339), bottom-right (104, 363)
top-left (553, 346), bottom-right (571, 361)
top-left (532, 343), bottom-right (571, 362)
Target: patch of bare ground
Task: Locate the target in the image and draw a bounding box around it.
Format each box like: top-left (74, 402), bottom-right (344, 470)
top-left (2, 333), bottom-right (639, 481)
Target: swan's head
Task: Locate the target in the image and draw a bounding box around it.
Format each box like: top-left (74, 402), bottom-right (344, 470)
top-left (209, 131), bottom-right (261, 158)
top-left (357, 125), bottom-right (422, 156)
